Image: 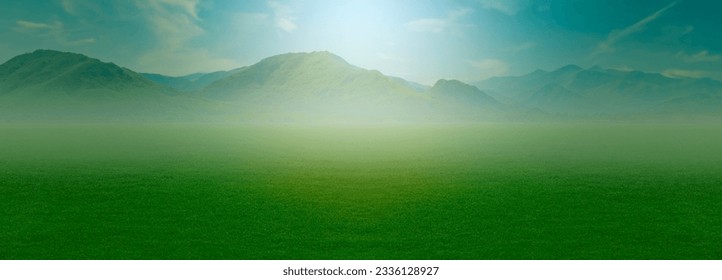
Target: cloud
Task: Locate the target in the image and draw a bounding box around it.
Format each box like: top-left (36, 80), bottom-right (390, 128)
top-left (677, 50), bottom-right (721, 63)
top-left (60, 0), bottom-right (75, 14)
top-left (267, 0), bottom-right (297, 33)
top-left (406, 8), bottom-right (472, 33)
top-left (158, 0), bottom-right (199, 19)
top-left (593, 1), bottom-right (677, 56)
top-left (276, 17), bottom-right (297, 33)
top-left (59, 0), bottom-right (112, 16)
top-left (478, 0), bottom-right (530, 15)
top-left (469, 59), bottom-right (510, 79)
top-left (132, 1), bottom-right (203, 49)
top-left (134, 0), bottom-right (203, 44)
top-left (662, 69), bottom-right (708, 79)
top-left (132, 0), bottom-right (240, 75)
top-left (72, 38), bottom-right (96, 44)
top-left (15, 20), bottom-right (55, 30)
top-left (13, 19), bottom-right (95, 45)
top-left (233, 12), bottom-right (271, 28)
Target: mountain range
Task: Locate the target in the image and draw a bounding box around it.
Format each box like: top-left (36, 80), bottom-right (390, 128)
top-left (1, 49), bottom-right (721, 121)
top-left (476, 65), bottom-right (722, 117)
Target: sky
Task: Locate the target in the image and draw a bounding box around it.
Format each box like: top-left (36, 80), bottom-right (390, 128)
top-left (1, 0), bottom-right (721, 85)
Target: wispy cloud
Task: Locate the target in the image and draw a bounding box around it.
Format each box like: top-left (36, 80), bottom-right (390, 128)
top-left (58, 0), bottom-right (106, 16)
top-left (133, 0), bottom-right (237, 75)
top-left (677, 50), bottom-right (721, 63)
top-left (478, 0), bottom-right (530, 16)
top-left (268, 0), bottom-right (297, 33)
top-left (15, 20), bottom-right (55, 30)
top-left (662, 69), bottom-right (708, 79)
top-left (592, 1), bottom-right (677, 56)
top-left (60, 0), bottom-right (76, 14)
top-left (134, 0), bottom-right (203, 45)
top-left (406, 8), bottom-right (472, 33)
top-left (158, 0), bottom-right (199, 18)
top-left (13, 19), bottom-right (95, 45)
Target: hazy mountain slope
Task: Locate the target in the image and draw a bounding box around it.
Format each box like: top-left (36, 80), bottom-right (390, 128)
top-left (140, 73), bottom-right (195, 92)
top-left (200, 51), bottom-right (516, 121)
top-left (5, 49), bottom-right (717, 121)
top-left (477, 65), bottom-right (582, 103)
top-left (0, 50), bottom-right (208, 120)
top-left (203, 51), bottom-right (422, 100)
top-left (423, 79), bottom-right (509, 120)
top-left (390, 76), bottom-right (429, 92)
top-left (526, 83), bottom-right (601, 115)
top-left (201, 51), bottom-right (445, 121)
top-left (476, 65), bottom-right (722, 116)
top-left (0, 50), bottom-right (510, 122)
top-left (429, 79), bottom-right (500, 106)
top-left (141, 68), bottom-right (244, 92)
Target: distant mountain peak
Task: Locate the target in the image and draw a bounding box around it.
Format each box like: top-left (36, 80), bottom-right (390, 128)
top-left (431, 79), bottom-right (487, 94)
top-left (433, 79), bottom-right (471, 88)
top-left (4, 49), bottom-right (95, 66)
top-left (258, 51), bottom-right (351, 68)
top-left (30, 49), bottom-right (81, 56)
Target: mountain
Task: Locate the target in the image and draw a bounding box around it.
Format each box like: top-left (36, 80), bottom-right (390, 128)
top-left (141, 69), bottom-right (243, 92)
top-left (0, 50), bottom-right (507, 122)
top-left (0, 49), bottom-right (203, 120)
top-left (8, 49), bottom-right (717, 122)
top-left (200, 51), bottom-right (512, 121)
top-left (203, 51), bottom-right (421, 100)
top-left (390, 76), bottom-right (429, 92)
top-left (525, 83), bottom-right (600, 115)
top-left (423, 79), bottom-right (508, 120)
top-left (429, 79), bottom-right (500, 107)
top-left (201, 51), bottom-right (451, 121)
top-left (0, 50), bottom-right (162, 94)
top-left (476, 65), bottom-right (722, 116)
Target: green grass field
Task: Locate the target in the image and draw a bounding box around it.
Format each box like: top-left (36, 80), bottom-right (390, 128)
top-left (1, 122), bottom-right (721, 259)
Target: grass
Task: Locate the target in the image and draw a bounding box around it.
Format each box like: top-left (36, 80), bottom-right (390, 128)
top-left (1, 122), bottom-right (721, 259)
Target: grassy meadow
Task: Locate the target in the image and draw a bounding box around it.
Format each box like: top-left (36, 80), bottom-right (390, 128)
top-left (1, 122), bottom-right (721, 259)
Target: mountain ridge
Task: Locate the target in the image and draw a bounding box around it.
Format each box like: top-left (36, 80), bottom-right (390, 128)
top-left (1, 49), bottom-right (721, 121)
top-left (0, 50), bottom-right (164, 94)
top-left (476, 64), bottom-right (722, 116)
top-left (0, 49), bottom-right (206, 120)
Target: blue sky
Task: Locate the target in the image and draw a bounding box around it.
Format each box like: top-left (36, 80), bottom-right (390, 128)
top-left (1, 0), bottom-right (720, 84)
